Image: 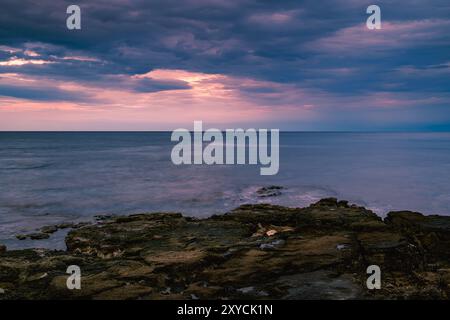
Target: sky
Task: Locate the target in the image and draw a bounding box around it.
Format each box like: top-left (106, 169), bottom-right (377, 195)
top-left (0, 0), bottom-right (449, 131)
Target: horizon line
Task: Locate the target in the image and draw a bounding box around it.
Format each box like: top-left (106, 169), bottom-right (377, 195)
top-left (1, 130), bottom-right (450, 133)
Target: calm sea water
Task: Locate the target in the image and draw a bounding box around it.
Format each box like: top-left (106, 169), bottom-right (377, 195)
top-left (1, 132), bottom-right (450, 250)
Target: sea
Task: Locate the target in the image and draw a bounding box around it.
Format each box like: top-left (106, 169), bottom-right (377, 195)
top-left (1, 132), bottom-right (450, 250)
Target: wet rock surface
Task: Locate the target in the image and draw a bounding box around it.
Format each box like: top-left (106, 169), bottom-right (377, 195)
top-left (1, 198), bottom-right (450, 300)
top-left (15, 222), bottom-right (92, 241)
top-left (256, 185), bottom-right (284, 197)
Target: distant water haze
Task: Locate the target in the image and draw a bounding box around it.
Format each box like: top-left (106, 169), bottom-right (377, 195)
top-left (1, 132), bottom-right (450, 250)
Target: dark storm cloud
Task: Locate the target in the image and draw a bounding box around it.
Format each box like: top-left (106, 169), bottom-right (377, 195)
top-left (0, 83), bottom-right (94, 102)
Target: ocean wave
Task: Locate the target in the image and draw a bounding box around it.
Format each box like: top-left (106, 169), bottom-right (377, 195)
top-left (0, 159), bottom-right (53, 170)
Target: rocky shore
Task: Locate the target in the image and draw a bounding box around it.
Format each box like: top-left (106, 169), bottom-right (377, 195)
top-left (1, 198), bottom-right (450, 300)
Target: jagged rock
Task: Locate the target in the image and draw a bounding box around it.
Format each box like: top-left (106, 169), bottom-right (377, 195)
top-left (16, 233), bottom-right (51, 240)
top-left (386, 210), bottom-right (450, 261)
top-left (29, 233), bottom-right (50, 240)
top-left (41, 226), bottom-right (58, 234)
top-left (56, 223), bottom-right (74, 229)
top-left (94, 215), bottom-right (116, 221)
top-left (386, 211), bottom-right (450, 233)
top-left (256, 186), bottom-right (284, 197)
top-left (15, 221), bottom-right (92, 242)
top-left (0, 244), bottom-right (6, 254)
top-left (311, 197), bottom-right (339, 207)
top-left (1, 199), bottom-right (450, 300)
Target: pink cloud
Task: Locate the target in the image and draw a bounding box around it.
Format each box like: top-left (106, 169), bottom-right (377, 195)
top-left (0, 45), bottom-right (21, 54)
top-left (248, 10), bottom-right (302, 25)
top-left (23, 50), bottom-right (40, 57)
top-left (1, 68), bottom-right (449, 130)
top-left (60, 56), bottom-right (102, 62)
top-left (0, 57), bottom-right (52, 66)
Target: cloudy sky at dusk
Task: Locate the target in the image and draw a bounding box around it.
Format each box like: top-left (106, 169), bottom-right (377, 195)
top-left (0, 0), bottom-right (449, 131)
